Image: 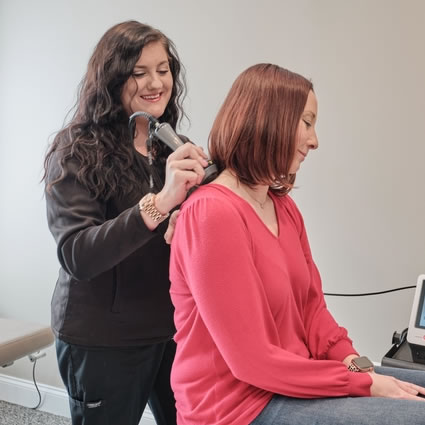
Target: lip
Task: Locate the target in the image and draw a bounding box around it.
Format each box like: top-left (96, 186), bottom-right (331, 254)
top-left (140, 93), bottom-right (162, 102)
top-left (298, 150), bottom-right (307, 159)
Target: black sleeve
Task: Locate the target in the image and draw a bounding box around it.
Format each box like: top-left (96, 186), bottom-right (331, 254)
top-left (45, 155), bottom-right (159, 281)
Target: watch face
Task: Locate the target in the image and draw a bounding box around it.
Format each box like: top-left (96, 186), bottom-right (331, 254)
top-left (353, 356), bottom-right (374, 370)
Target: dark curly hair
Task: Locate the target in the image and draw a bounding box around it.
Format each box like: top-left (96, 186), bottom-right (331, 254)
top-left (43, 20), bottom-right (186, 199)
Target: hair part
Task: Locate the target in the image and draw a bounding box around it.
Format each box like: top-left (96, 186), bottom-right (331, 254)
top-left (43, 20), bottom-right (187, 199)
top-left (209, 63), bottom-right (313, 196)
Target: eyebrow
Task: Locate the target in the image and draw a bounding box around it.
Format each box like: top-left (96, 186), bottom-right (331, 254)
top-left (134, 61), bottom-right (169, 69)
top-left (303, 111), bottom-right (316, 119)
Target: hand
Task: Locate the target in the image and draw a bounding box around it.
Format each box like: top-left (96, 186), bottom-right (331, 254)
top-left (164, 210), bottom-right (180, 244)
top-left (155, 143), bottom-right (208, 214)
top-left (369, 372), bottom-right (425, 401)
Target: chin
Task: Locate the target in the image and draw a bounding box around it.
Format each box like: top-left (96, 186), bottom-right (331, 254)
top-left (133, 101), bottom-right (168, 119)
top-left (289, 164), bottom-right (300, 174)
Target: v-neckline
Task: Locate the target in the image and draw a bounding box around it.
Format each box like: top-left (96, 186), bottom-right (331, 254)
top-left (208, 184), bottom-right (280, 239)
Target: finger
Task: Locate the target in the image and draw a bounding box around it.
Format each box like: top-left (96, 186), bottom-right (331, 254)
top-left (181, 170), bottom-right (204, 189)
top-left (164, 229), bottom-right (173, 244)
top-left (397, 381), bottom-right (425, 398)
top-left (398, 380), bottom-right (425, 393)
top-left (169, 159), bottom-right (206, 183)
top-left (171, 143), bottom-right (209, 164)
top-left (164, 210), bottom-right (180, 244)
top-left (170, 209), bottom-right (180, 222)
top-left (408, 383), bottom-right (425, 396)
top-left (406, 394), bottom-right (425, 401)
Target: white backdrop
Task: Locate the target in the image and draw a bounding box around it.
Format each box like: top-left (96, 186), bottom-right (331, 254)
top-left (1, 0), bottom-right (424, 391)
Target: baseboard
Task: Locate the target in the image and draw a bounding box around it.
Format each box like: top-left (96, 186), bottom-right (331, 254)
top-left (0, 373), bottom-right (156, 424)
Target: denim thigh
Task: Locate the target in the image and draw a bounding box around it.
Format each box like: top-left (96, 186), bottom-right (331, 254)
top-left (250, 366), bottom-right (425, 425)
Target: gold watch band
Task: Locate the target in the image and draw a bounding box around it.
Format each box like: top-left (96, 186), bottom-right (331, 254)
top-left (139, 193), bottom-right (169, 223)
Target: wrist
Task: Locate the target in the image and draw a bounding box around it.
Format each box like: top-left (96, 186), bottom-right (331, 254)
top-left (347, 356), bottom-right (374, 373)
top-left (139, 193), bottom-right (169, 224)
top-left (342, 354), bottom-right (359, 367)
top-left (153, 191), bottom-right (172, 216)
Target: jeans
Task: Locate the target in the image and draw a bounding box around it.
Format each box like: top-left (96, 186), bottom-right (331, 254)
top-left (56, 338), bottom-right (177, 425)
top-left (250, 366), bottom-right (425, 425)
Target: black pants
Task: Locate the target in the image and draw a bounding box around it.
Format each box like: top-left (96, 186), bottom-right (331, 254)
top-left (56, 338), bottom-right (177, 425)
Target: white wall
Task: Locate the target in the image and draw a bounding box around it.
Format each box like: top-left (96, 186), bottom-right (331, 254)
top-left (1, 0), bottom-right (424, 395)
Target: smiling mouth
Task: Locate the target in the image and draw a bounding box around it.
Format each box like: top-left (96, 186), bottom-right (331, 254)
top-left (141, 93), bottom-right (161, 102)
top-left (298, 150), bottom-right (307, 158)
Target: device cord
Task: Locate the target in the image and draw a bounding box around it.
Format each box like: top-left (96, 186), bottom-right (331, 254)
top-left (324, 285), bottom-right (416, 297)
top-left (30, 358), bottom-right (42, 410)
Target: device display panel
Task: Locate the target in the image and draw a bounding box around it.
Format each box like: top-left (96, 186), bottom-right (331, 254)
top-left (415, 281), bottom-right (425, 329)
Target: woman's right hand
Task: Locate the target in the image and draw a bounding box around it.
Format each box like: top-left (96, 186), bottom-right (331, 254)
top-left (369, 372), bottom-right (425, 400)
top-left (155, 143), bottom-right (209, 215)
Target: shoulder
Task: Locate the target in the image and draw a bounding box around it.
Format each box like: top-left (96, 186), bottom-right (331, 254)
top-left (46, 148), bottom-right (80, 182)
top-left (272, 192), bottom-right (300, 213)
top-left (273, 193), bottom-right (305, 233)
top-left (178, 184), bottom-right (250, 233)
top-left (183, 184), bottom-right (240, 214)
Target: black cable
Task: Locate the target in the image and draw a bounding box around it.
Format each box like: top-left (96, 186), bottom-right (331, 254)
top-left (30, 358), bottom-right (42, 410)
top-left (324, 285), bottom-right (416, 297)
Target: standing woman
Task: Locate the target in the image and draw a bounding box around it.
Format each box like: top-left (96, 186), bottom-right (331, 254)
top-left (43, 21), bottom-right (207, 425)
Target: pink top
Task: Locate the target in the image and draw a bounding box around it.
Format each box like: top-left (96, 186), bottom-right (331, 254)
top-left (170, 184), bottom-right (372, 425)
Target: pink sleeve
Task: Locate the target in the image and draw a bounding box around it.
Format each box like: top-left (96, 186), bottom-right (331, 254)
top-left (171, 195), bottom-right (371, 398)
top-left (283, 196), bottom-right (359, 362)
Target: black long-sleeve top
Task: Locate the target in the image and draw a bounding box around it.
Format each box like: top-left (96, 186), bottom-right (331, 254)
top-left (45, 151), bottom-right (175, 347)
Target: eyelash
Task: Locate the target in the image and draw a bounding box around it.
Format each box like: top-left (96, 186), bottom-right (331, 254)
top-left (133, 70), bottom-right (170, 78)
top-left (303, 119), bottom-right (312, 128)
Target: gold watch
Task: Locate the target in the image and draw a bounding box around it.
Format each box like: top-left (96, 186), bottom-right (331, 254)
top-left (347, 356), bottom-right (374, 372)
top-left (139, 193), bottom-right (169, 223)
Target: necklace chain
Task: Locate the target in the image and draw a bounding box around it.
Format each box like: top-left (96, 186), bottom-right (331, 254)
top-left (240, 186), bottom-right (268, 209)
top-left (219, 170), bottom-right (269, 209)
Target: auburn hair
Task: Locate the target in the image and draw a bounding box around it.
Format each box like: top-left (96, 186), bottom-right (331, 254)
top-left (209, 63), bottom-right (313, 195)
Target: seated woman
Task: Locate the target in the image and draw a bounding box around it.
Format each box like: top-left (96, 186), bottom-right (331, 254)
top-left (169, 63), bottom-right (425, 425)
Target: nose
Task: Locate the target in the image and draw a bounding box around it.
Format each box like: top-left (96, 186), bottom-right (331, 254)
top-left (147, 73), bottom-right (163, 90)
top-left (309, 130), bottom-right (319, 150)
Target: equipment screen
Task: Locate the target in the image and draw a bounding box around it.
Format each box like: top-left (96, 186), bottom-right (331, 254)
top-left (415, 280), bottom-right (425, 329)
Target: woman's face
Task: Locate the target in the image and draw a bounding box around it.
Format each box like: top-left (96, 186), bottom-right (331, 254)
top-left (289, 90), bottom-right (319, 174)
top-left (121, 41), bottom-right (173, 119)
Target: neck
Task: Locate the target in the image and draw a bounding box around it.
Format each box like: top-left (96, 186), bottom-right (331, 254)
top-left (133, 118), bottom-right (150, 155)
top-left (240, 185), bottom-right (269, 209)
top-left (216, 169), bottom-right (270, 209)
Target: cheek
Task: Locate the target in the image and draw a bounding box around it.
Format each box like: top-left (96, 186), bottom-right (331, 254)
top-left (165, 75), bottom-right (173, 96)
top-left (294, 131), bottom-right (302, 149)
top-left (121, 80), bottom-right (138, 113)
top-left (296, 131), bottom-right (307, 149)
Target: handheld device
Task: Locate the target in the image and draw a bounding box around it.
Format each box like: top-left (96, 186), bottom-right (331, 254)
top-left (407, 274), bottom-right (425, 363)
top-left (129, 111), bottom-right (218, 185)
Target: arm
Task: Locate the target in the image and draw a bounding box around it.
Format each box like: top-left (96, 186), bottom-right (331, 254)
top-left (282, 197), bottom-right (425, 400)
top-left (46, 156), bottom-right (159, 281)
top-left (284, 197), bottom-right (359, 362)
top-left (171, 196), bottom-right (372, 398)
top-left (46, 142), bottom-right (208, 281)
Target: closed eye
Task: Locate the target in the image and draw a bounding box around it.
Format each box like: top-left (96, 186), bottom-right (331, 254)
top-left (303, 119), bottom-right (312, 128)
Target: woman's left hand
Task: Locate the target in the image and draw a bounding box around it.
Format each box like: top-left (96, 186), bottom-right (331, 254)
top-left (164, 210), bottom-right (180, 244)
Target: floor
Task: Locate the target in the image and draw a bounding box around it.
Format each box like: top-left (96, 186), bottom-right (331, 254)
top-left (0, 400), bottom-right (71, 425)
